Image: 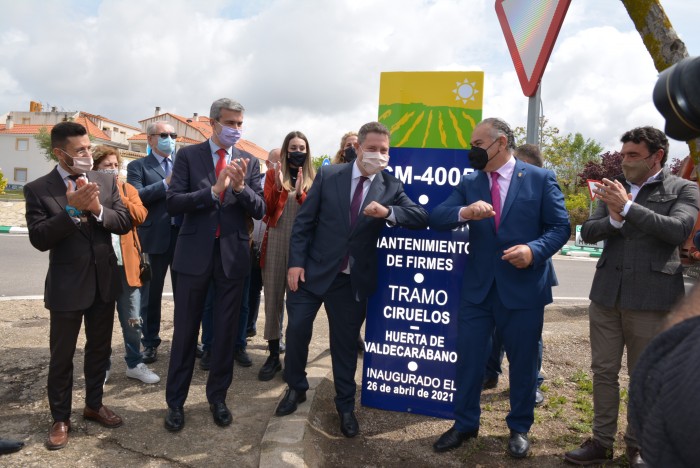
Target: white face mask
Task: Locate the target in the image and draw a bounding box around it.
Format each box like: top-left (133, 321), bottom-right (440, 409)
top-left (360, 150), bottom-right (389, 175)
top-left (59, 149), bottom-right (93, 174)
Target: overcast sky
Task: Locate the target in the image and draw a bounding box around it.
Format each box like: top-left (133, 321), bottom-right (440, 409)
top-left (1, 0), bottom-right (697, 160)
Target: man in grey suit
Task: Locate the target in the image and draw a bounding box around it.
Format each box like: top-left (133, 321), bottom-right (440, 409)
top-left (127, 120), bottom-right (179, 364)
top-left (163, 98), bottom-right (265, 432)
top-left (564, 126), bottom-right (699, 467)
top-left (275, 122), bottom-right (429, 438)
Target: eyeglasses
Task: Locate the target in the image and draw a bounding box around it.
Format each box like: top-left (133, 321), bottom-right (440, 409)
top-left (150, 132), bottom-right (177, 139)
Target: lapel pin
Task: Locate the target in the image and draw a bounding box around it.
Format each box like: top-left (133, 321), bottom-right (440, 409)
top-left (518, 172), bottom-right (523, 178)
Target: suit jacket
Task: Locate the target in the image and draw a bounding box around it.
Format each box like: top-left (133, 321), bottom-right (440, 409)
top-left (24, 168), bottom-right (132, 311)
top-left (166, 141), bottom-right (265, 279)
top-left (582, 170), bottom-right (699, 311)
top-left (430, 159), bottom-right (570, 310)
top-left (127, 153), bottom-right (173, 254)
top-left (288, 163), bottom-right (429, 300)
top-left (117, 181), bottom-right (148, 288)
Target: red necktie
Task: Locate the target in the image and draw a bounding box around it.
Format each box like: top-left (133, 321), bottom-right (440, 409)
top-left (215, 149), bottom-right (227, 237)
top-left (340, 176), bottom-right (368, 271)
top-left (490, 172), bottom-right (501, 231)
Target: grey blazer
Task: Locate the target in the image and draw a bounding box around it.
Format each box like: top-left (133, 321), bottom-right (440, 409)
top-left (582, 170), bottom-right (699, 311)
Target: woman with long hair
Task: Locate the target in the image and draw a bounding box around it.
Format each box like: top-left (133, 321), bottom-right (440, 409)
top-left (258, 131), bottom-right (315, 381)
top-left (331, 131), bottom-right (358, 164)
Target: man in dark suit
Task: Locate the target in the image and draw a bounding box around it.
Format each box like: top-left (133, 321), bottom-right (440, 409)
top-left (275, 121), bottom-right (429, 438)
top-left (163, 98), bottom-right (265, 431)
top-left (429, 118), bottom-right (570, 458)
top-left (126, 120), bottom-right (179, 364)
top-left (565, 126), bottom-right (699, 467)
top-left (24, 122), bottom-right (132, 450)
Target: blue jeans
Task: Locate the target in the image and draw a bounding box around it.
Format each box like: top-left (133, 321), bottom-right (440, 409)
top-left (116, 266), bottom-right (143, 369)
top-left (485, 328), bottom-right (544, 387)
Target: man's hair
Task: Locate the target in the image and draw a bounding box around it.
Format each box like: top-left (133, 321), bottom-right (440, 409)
top-left (515, 143), bottom-right (543, 167)
top-left (51, 121), bottom-right (87, 149)
top-left (358, 122), bottom-right (390, 145)
top-left (478, 117), bottom-right (517, 150)
top-left (210, 98), bottom-right (245, 120)
top-left (91, 145), bottom-right (121, 169)
top-left (620, 126), bottom-right (669, 166)
top-left (146, 120), bottom-right (174, 136)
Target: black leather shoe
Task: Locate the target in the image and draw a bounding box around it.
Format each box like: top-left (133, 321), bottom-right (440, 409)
top-left (164, 407), bottom-right (184, 432)
top-left (275, 387), bottom-right (307, 416)
top-left (142, 346), bottom-right (157, 364)
top-left (200, 350), bottom-right (211, 370)
top-left (234, 348), bottom-right (253, 367)
top-left (195, 343), bottom-right (204, 359)
top-left (507, 430), bottom-right (530, 458)
top-left (210, 402), bottom-right (232, 427)
top-left (0, 438), bottom-right (24, 454)
top-left (482, 376), bottom-right (498, 390)
top-left (258, 355), bottom-right (282, 381)
top-left (535, 389), bottom-right (544, 406)
top-left (338, 410), bottom-right (359, 438)
top-left (433, 427), bottom-right (478, 452)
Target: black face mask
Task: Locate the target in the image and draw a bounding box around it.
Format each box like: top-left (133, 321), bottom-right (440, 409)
top-left (468, 140), bottom-right (499, 171)
top-left (343, 146), bottom-right (357, 163)
top-left (287, 151), bottom-right (307, 168)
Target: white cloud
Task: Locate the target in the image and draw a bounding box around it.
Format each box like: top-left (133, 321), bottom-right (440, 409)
top-left (0, 0), bottom-right (697, 160)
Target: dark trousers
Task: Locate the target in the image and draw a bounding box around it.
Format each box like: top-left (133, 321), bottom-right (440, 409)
top-left (283, 274), bottom-right (366, 412)
top-left (246, 264), bottom-right (263, 334)
top-left (453, 282), bottom-right (543, 434)
top-left (165, 241), bottom-right (245, 408)
top-left (140, 225), bottom-right (179, 348)
top-left (200, 280), bottom-right (215, 352)
top-left (48, 299), bottom-right (115, 421)
top-left (486, 330), bottom-right (544, 387)
top-left (236, 274), bottom-right (251, 350)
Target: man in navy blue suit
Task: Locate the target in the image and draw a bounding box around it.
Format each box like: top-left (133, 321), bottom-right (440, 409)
top-left (430, 118), bottom-right (570, 458)
top-left (127, 120), bottom-right (180, 364)
top-left (162, 98), bottom-right (265, 432)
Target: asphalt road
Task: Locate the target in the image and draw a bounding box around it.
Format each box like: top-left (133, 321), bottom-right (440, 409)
top-left (1, 233), bottom-right (597, 299)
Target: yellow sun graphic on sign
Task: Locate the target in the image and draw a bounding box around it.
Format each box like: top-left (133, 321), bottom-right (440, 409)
top-left (453, 79), bottom-right (478, 104)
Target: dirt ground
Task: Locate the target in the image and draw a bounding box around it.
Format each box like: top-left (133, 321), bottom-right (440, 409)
top-left (306, 305), bottom-right (635, 468)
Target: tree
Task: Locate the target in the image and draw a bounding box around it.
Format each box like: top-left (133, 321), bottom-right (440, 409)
top-left (513, 116), bottom-right (560, 154)
top-left (34, 127), bottom-right (56, 162)
top-left (544, 132), bottom-right (604, 194)
top-left (0, 168), bottom-right (7, 194)
top-left (577, 151), bottom-right (623, 185)
top-left (621, 0), bottom-right (699, 169)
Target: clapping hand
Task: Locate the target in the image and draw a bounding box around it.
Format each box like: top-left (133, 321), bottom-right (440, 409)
top-left (66, 177), bottom-right (101, 214)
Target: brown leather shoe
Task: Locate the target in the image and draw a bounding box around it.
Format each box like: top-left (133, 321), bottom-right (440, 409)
top-left (83, 405), bottom-right (123, 428)
top-left (626, 447), bottom-right (647, 467)
top-left (46, 421), bottom-right (71, 450)
top-left (564, 437), bottom-right (613, 465)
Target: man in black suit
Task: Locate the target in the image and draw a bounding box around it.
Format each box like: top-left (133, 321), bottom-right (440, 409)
top-left (127, 120), bottom-right (179, 364)
top-left (276, 121), bottom-right (429, 438)
top-left (24, 122), bottom-right (132, 450)
top-left (163, 98), bottom-right (265, 431)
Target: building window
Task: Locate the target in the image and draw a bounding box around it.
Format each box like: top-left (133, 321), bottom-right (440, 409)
top-left (21, 118), bottom-right (31, 124)
top-left (14, 168), bottom-right (28, 182)
top-left (15, 138), bottom-right (29, 151)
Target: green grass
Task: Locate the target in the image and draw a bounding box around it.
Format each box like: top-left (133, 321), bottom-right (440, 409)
top-left (0, 189), bottom-right (24, 200)
top-left (551, 377), bottom-right (565, 388)
top-left (571, 370), bottom-right (593, 394)
top-left (620, 387), bottom-right (629, 404)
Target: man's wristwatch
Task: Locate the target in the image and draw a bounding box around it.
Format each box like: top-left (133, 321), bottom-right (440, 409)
top-left (65, 205), bottom-right (81, 217)
top-left (385, 205), bottom-right (393, 218)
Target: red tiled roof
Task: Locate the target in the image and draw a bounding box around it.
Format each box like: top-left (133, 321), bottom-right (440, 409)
top-left (128, 132), bottom-right (201, 144)
top-left (0, 121), bottom-right (111, 142)
top-left (79, 112), bottom-right (141, 132)
top-left (74, 116), bottom-right (110, 141)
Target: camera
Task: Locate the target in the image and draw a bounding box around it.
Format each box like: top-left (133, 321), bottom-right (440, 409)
top-left (653, 56), bottom-right (700, 141)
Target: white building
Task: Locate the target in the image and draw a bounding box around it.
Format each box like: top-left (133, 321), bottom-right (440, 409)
top-left (0, 107), bottom-right (142, 187)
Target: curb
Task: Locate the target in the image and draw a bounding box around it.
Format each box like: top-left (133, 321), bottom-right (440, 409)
top-left (0, 226), bottom-right (28, 234)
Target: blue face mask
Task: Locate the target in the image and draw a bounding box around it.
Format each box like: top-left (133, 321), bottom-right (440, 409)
top-left (157, 136), bottom-right (176, 155)
top-left (215, 121), bottom-right (242, 148)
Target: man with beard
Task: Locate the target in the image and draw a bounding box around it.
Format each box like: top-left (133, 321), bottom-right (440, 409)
top-left (564, 126), bottom-right (699, 466)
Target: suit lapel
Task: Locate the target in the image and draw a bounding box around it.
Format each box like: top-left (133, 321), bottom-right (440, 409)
top-left (201, 142), bottom-right (217, 186)
top-left (146, 153), bottom-right (166, 179)
top-left (476, 171), bottom-right (496, 231)
top-left (500, 161), bottom-right (526, 225)
top-left (47, 167), bottom-right (68, 209)
top-left (335, 165), bottom-right (353, 232)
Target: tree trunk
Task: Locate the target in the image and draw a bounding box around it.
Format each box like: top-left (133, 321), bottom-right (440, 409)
top-left (621, 0), bottom-right (699, 171)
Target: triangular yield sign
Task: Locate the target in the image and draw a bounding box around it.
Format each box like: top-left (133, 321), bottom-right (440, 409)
top-left (495, 0), bottom-right (571, 97)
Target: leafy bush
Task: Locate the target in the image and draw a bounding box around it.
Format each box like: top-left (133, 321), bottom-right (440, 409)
top-left (0, 168), bottom-right (7, 194)
top-left (565, 191), bottom-right (592, 234)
